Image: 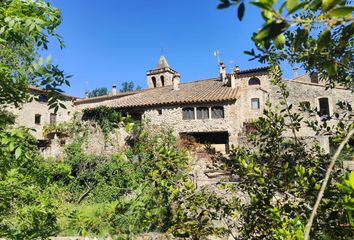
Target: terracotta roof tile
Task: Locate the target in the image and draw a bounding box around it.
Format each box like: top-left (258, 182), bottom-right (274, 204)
top-left (79, 78), bottom-right (239, 109)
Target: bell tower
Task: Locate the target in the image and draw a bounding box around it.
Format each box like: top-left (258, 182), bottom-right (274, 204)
top-left (146, 55), bottom-right (180, 89)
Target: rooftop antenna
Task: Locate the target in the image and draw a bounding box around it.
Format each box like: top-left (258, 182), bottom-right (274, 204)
top-left (84, 80), bottom-right (89, 98)
top-left (214, 50), bottom-right (221, 63)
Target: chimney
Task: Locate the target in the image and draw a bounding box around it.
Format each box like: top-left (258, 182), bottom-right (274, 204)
top-left (230, 66), bottom-right (239, 88)
top-left (112, 85), bottom-right (117, 95)
top-left (293, 67), bottom-right (299, 78)
top-left (173, 74), bottom-right (180, 90)
top-left (219, 61), bottom-right (227, 83)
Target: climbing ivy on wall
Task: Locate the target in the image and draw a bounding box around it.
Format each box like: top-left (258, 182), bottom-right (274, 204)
top-left (82, 106), bottom-right (134, 139)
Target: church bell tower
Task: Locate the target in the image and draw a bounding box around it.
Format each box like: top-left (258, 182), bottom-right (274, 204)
top-left (146, 55), bottom-right (180, 89)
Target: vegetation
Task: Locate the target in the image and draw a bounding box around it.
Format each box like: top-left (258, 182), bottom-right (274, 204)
top-left (0, 0), bottom-right (69, 238)
top-left (120, 81), bottom-right (142, 92)
top-left (87, 87), bottom-right (109, 98)
top-left (215, 0), bottom-right (354, 238)
top-left (0, 0), bottom-right (353, 239)
top-left (0, 0), bottom-right (70, 111)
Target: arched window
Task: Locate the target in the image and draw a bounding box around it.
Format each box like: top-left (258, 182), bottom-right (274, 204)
top-left (211, 106), bottom-right (224, 119)
top-left (160, 76), bottom-right (165, 87)
top-left (152, 77), bottom-right (157, 88)
top-left (182, 107), bottom-right (195, 120)
top-left (318, 97), bottom-right (330, 120)
top-left (248, 77), bottom-right (261, 85)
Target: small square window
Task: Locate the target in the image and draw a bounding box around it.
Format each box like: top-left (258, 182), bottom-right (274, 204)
top-left (251, 98), bottom-right (260, 110)
top-left (50, 113), bottom-right (57, 124)
top-left (35, 114), bottom-right (41, 125)
top-left (157, 109), bottom-right (162, 115)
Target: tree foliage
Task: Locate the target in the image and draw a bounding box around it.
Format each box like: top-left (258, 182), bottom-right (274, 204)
top-left (87, 87), bottom-right (109, 98)
top-left (218, 0), bottom-right (353, 88)
top-left (216, 0), bottom-right (354, 238)
top-left (120, 81), bottom-right (141, 93)
top-left (0, 0), bottom-right (70, 110)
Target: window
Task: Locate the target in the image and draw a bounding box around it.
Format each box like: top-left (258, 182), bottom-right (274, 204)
top-left (251, 98), bottom-right (260, 109)
top-left (157, 109), bottom-right (162, 115)
top-left (318, 97), bottom-right (330, 119)
top-left (182, 107), bottom-right (195, 120)
top-left (248, 77), bottom-right (261, 85)
top-left (152, 77), bottom-right (157, 88)
top-left (38, 94), bottom-right (47, 103)
top-left (211, 106), bottom-right (224, 119)
top-left (197, 107), bottom-right (209, 119)
top-left (35, 114), bottom-right (41, 125)
top-left (50, 113), bottom-right (57, 124)
top-left (160, 76), bottom-right (165, 87)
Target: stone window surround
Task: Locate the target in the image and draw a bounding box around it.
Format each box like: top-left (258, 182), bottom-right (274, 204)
top-left (182, 106), bottom-right (225, 120)
top-left (317, 96), bottom-right (332, 121)
top-left (248, 77), bottom-right (261, 86)
top-left (251, 98), bottom-right (260, 110)
top-left (35, 114), bottom-right (41, 125)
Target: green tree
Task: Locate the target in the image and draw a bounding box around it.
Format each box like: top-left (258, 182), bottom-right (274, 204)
top-left (216, 0), bottom-right (354, 239)
top-left (87, 87), bottom-right (109, 98)
top-left (0, 0), bottom-right (70, 111)
top-left (120, 81), bottom-right (141, 92)
top-left (0, 0), bottom-right (69, 237)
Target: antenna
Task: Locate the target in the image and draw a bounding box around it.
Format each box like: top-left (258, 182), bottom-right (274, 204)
top-left (85, 80), bottom-right (89, 98)
top-left (214, 50), bottom-right (220, 63)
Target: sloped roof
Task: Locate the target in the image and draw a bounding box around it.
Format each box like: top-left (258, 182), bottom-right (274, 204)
top-left (156, 55), bottom-right (170, 69)
top-left (28, 86), bottom-right (79, 100)
top-left (76, 78), bottom-right (240, 108)
top-left (236, 66), bottom-right (270, 76)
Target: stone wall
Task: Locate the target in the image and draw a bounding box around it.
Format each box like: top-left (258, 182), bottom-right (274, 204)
top-left (7, 98), bottom-right (74, 139)
top-left (142, 101), bottom-right (239, 145)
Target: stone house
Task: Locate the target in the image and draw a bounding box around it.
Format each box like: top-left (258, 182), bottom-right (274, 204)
top-left (73, 56), bottom-right (353, 152)
top-left (8, 86), bottom-right (77, 140)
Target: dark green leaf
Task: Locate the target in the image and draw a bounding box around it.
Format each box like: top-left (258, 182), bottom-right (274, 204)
top-left (317, 28), bottom-right (331, 50)
top-left (238, 2), bottom-right (245, 21)
top-left (254, 21), bottom-right (290, 41)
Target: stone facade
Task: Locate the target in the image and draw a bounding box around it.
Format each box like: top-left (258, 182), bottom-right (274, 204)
top-left (7, 91), bottom-right (75, 139)
top-left (5, 56), bottom-right (353, 155)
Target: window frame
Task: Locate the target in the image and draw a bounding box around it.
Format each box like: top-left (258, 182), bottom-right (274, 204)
top-left (251, 98), bottom-right (260, 110)
top-left (248, 77), bottom-right (261, 86)
top-left (50, 113), bottom-right (57, 124)
top-left (196, 107), bottom-right (209, 120)
top-left (35, 114), bottom-right (41, 125)
top-left (182, 107), bottom-right (195, 120)
top-left (211, 106), bottom-right (225, 119)
top-left (318, 97), bottom-right (330, 120)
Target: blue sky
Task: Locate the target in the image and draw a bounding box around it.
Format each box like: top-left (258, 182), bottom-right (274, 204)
top-left (48, 0), bottom-right (295, 97)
